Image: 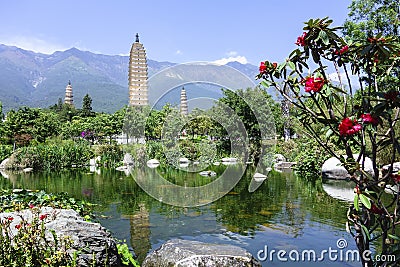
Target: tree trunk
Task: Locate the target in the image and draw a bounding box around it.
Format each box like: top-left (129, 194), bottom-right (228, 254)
top-left (282, 98), bottom-right (290, 141)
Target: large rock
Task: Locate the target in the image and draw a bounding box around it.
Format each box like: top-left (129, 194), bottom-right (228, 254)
top-left (382, 162), bottom-right (400, 176)
top-left (123, 153), bottom-right (134, 166)
top-left (274, 154), bottom-right (286, 163)
top-left (322, 155), bottom-right (374, 180)
top-left (147, 159), bottom-right (160, 168)
top-left (142, 239), bottom-right (261, 267)
top-left (0, 158), bottom-right (10, 170)
top-left (0, 207), bottom-right (121, 267)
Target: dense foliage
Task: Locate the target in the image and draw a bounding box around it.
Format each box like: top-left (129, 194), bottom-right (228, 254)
top-left (343, 0), bottom-right (399, 40)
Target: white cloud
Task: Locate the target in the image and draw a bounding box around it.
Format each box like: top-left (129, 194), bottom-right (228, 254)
top-left (175, 50), bottom-right (183, 55)
top-left (226, 51), bottom-right (238, 57)
top-left (213, 55), bottom-right (248, 65)
top-left (328, 72), bottom-right (360, 89)
top-left (1, 35), bottom-right (68, 54)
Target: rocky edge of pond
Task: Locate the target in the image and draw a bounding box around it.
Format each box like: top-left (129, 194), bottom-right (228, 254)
top-left (1, 207), bottom-right (262, 267)
top-left (142, 239), bottom-right (261, 267)
top-left (0, 207), bottom-right (123, 267)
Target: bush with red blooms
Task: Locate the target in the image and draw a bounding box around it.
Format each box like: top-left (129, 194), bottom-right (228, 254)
top-left (258, 17), bottom-right (400, 266)
top-left (0, 206), bottom-right (71, 266)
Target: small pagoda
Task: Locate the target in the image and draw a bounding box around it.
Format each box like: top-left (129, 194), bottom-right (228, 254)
top-left (180, 87), bottom-right (188, 116)
top-left (64, 81), bottom-right (74, 106)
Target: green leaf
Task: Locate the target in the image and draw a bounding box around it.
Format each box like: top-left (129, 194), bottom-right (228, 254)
top-left (361, 224), bottom-right (371, 241)
top-left (318, 30), bottom-right (329, 45)
top-left (359, 194), bottom-right (371, 209)
top-left (260, 80), bottom-right (271, 88)
top-left (311, 50), bottom-right (320, 63)
top-left (326, 129), bottom-right (334, 139)
top-left (287, 61), bottom-right (296, 70)
top-left (354, 194), bottom-right (359, 211)
top-left (388, 234), bottom-right (400, 241)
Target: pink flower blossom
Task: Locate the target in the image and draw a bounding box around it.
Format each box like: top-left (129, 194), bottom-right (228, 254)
top-left (360, 113), bottom-right (379, 126)
top-left (339, 117), bottom-right (362, 136)
top-left (295, 32), bottom-right (307, 46)
top-left (384, 91), bottom-right (399, 101)
top-left (303, 77), bottom-right (325, 93)
top-left (259, 62), bottom-right (267, 73)
top-left (335, 45), bottom-right (349, 55)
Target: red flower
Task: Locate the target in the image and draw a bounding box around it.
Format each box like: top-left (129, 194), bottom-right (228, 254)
top-left (259, 62), bottom-right (267, 73)
top-left (354, 186), bottom-right (362, 195)
top-left (360, 113), bottom-right (379, 126)
top-left (295, 32), bottom-right (307, 46)
top-left (7, 216), bottom-right (14, 221)
top-left (29, 204), bottom-right (35, 209)
top-left (15, 224), bottom-right (22, 230)
top-left (384, 91), bottom-right (399, 101)
top-left (335, 45), bottom-right (349, 55)
top-left (370, 204), bottom-right (385, 215)
top-left (339, 117), bottom-right (362, 136)
top-left (39, 214), bottom-right (48, 220)
top-left (391, 173), bottom-right (400, 183)
top-left (303, 77), bottom-right (325, 93)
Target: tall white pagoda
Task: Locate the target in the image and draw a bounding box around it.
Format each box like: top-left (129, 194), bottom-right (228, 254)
top-left (128, 33), bottom-right (148, 106)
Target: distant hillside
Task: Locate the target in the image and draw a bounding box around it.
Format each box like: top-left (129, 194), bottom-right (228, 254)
top-left (0, 44), bottom-right (260, 113)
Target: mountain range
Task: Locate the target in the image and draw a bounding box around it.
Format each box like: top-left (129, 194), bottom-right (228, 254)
top-left (0, 44), bottom-right (260, 113)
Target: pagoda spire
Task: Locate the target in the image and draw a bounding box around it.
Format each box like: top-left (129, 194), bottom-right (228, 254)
top-left (135, 33), bottom-right (140, 43)
top-left (180, 87), bottom-right (188, 116)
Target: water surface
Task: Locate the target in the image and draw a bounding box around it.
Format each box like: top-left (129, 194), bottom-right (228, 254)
top-left (0, 167), bottom-right (360, 266)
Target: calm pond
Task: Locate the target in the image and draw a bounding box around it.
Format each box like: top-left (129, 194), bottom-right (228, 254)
top-left (0, 166), bottom-right (360, 266)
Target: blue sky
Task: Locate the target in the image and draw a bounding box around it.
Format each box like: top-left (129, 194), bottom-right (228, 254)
top-left (1, 0), bottom-right (351, 65)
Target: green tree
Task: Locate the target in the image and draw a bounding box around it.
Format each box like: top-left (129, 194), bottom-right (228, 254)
top-left (3, 108), bottom-right (61, 145)
top-left (124, 106), bottom-right (150, 143)
top-left (343, 0), bottom-right (400, 40)
top-left (0, 101), bottom-right (3, 120)
top-left (57, 97), bottom-right (63, 111)
top-left (32, 110), bottom-right (61, 143)
top-left (81, 94), bottom-right (93, 117)
top-left (92, 113), bottom-right (123, 144)
top-left (3, 107), bottom-right (39, 146)
top-left (214, 88), bottom-right (281, 161)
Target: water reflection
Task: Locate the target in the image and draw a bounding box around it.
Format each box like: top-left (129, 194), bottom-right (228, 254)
top-left (0, 167), bottom-right (358, 266)
top-left (322, 179), bottom-right (355, 202)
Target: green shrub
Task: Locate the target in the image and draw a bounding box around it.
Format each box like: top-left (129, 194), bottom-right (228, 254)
top-left (8, 140), bottom-right (93, 170)
top-left (0, 189), bottom-right (94, 218)
top-left (294, 146), bottom-right (329, 182)
top-left (0, 145), bottom-right (12, 162)
top-left (275, 139), bottom-right (301, 162)
top-left (117, 243), bottom-right (140, 267)
top-left (94, 144), bottom-right (123, 167)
